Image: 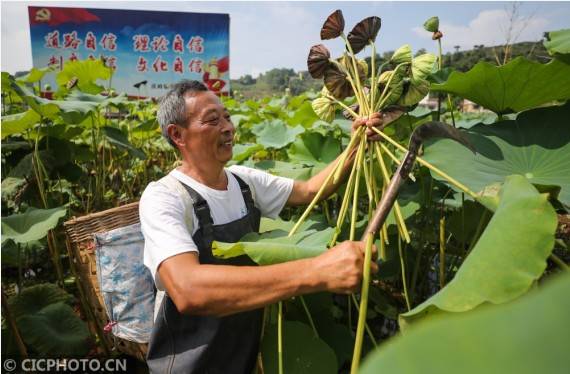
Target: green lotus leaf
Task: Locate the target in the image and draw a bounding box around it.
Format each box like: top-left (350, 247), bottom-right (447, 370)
top-left (254, 160), bottom-right (316, 180)
top-left (399, 175), bottom-right (557, 328)
top-left (251, 119), bottom-right (305, 149)
top-left (287, 132), bottom-right (341, 170)
top-left (422, 103), bottom-right (570, 206)
top-left (56, 59), bottom-right (111, 94)
top-left (411, 53), bottom-right (437, 83)
top-left (212, 227), bottom-right (334, 265)
top-left (1, 206), bottom-right (67, 244)
top-left (103, 126), bottom-right (147, 160)
top-left (398, 79), bottom-right (430, 107)
top-left (312, 97), bottom-right (336, 123)
top-left (16, 67), bottom-right (52, 84)
top-left (391, 44), bottom-right (413, 65)
top-left (9, 284), bottom-right (90, 356)
top-left (423, 16), bottom-right (439, 32)
top-left (262, 321), bottom-right (338, 374)
top-left (544, 28), bottom-right (570, 57)
top-left (231, 143), bottom-right (264, 163)
top-left (1, 109), bottom-right (41, 139)
top-left (378, 70), bottom-right (404, 108)
top-left (430, 57), bottom-right (570, 114)
top-left (362, 273), bottom-right (570, 374)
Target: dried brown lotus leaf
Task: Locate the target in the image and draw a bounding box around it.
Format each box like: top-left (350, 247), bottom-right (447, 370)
top-left (307, 44), bottom-right (331, 79)
top-left (324, 65), bottom-right (353, 99)
top-left (347, 16), bottom-right (381, 54)
top-left (312, 97), bottom-right (336, 122)
top-left (321, 9), bottom-right (345, 40)
top-left (337, 55), bottom-right (367, 83)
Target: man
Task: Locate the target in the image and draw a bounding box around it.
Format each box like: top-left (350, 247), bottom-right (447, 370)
top-left (140, 80), bottom-right (382, 373)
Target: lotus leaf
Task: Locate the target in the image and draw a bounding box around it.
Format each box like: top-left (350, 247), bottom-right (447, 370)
top-left (1, 206), bottom-right (67, 244)
top-left (422, 103), bottom-right (570, 206)
top-left (362, 273), bottom-right (570, 374)
top-left (430, 57), bottom-right (570, 114)
top-left (399, 175), bottom-right (557, 328)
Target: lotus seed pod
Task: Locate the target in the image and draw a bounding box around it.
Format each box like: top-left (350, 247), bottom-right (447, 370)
top-left (423, 16), bottom-right (439, 32)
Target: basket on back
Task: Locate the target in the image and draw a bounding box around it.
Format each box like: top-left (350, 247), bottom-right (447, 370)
top-left (63, 202), bottom-right (148, 362)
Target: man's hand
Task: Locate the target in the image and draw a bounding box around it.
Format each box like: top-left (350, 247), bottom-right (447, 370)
top-left (351, 112), bottom-right (383, 142)
top-left (311, 241), bottom-right (378, 294)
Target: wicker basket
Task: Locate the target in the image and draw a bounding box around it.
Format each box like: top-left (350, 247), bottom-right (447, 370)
top-left (63, 202), bottom-right (148, 362)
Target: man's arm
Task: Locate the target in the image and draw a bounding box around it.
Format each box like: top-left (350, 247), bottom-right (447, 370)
top-left (158, 241), bottom-right (377, 317)
top-left (286, 113), bottom-right (383, 206)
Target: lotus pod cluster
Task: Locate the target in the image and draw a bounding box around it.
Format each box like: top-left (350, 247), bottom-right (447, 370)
top-left (308, 9), bottom-right (438, 123)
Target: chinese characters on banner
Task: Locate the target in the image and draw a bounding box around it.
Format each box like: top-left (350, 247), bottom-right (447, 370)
top-left (28, 6), bottom-right (230, 96)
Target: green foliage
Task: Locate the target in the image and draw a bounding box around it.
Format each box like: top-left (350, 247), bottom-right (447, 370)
top-left (262, 320), bottom-right (338, 374)
top-left (422, 103), bottom-right (570, 206)
top-left (431, 57), bottom-right (570, 114)
top-left (400, 175), bottom-right (557, 328)
top-left (544, 28), bottom-right (570, 59)
top-left (361, 273), bottom-right (570, 374)
top-left (7, 284), bottom-right (91, 356)
top-left (1, 206), bottom-right (67, 244)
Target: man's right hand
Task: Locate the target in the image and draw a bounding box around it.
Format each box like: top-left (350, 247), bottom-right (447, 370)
top-left (312, 241), bottom-right (378, 294)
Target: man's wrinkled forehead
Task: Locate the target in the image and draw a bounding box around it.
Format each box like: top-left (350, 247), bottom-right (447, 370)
top-left (184, 91), bottom-right (226, 120)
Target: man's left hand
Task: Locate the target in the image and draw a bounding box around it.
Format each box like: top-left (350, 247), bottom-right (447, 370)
top-left (351, 112), bottom-right (383, 141)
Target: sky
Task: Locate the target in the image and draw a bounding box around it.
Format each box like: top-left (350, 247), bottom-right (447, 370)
top-left (2, 1), bottom-right (570, 79)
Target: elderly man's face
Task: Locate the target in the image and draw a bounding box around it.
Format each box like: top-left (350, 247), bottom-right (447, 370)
top-left (180, 90), bottom-right (235, 165)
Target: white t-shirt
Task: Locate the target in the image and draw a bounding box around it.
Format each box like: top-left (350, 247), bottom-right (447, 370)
top-left (140, 165), bottom-right (294, 290)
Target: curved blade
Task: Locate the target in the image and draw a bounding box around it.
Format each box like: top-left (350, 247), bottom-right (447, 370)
top-left (408, 121), bottom-right (476, 155)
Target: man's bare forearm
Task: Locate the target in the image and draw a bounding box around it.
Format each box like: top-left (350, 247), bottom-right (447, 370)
top-left (168, 256), bottom-right (324, 317)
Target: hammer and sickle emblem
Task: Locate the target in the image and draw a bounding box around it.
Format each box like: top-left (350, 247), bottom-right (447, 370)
top-left (35, 8), bottom-right (51, 22)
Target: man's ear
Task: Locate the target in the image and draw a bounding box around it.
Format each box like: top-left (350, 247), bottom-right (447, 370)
top-left (167, 123), bottom-right (185, 147)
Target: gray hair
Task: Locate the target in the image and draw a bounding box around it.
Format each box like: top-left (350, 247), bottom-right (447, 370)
top-left (157, 80), bottom-right (208, 147)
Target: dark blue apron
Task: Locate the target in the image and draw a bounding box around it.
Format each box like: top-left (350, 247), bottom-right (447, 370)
top-left (146, 173), bottom-right (263, 374)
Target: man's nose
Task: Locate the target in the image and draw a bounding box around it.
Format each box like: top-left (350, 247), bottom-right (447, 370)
top-left (221, 116), bottom-right (235, 134)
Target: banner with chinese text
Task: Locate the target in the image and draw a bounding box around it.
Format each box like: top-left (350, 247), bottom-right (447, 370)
top-left (28, 6), bottom-right (230, 97)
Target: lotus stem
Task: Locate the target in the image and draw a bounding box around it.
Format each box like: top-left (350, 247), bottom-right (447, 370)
top-left (370, 41), bottom-right (377, 112)
top-left (439, 216), bottom-right (446, 289)
top-left (333, 127), bottom-right (365, 184)
top-left (380, 143), bottom-right (416, 182)
top-left (350, 232), bottom-right (375, 374)
top-left (351, 294), bottom-right (378, 347)
top-left (288, 149), bottom-right (345, 237)
top-left (325, 94), bottom-right (358, 119)
top-left (374, 62), bottom-right (409, 111)
top-left (374, 143), bottom-right (411, 243)
top-left (340, 33), bottom-right (370, 115)
top-left (350, 138), bottom-right (366, 240)
top-left (398, 235), bottom-right (412, 311)
top-left (370, 127), bottom-right (478, 198)
top-left (329, 59), bottom-right (365, 110)
top-left (379, 231), bottom-right (387, 260)
top-left (278, 301), bottom-right (283, 374)
top-left (550, 254), bottom-right (569, 271)
top-left (330, 154), bottom-right (359, 247)
top-left (300, 296), bottom-right (319, 338)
